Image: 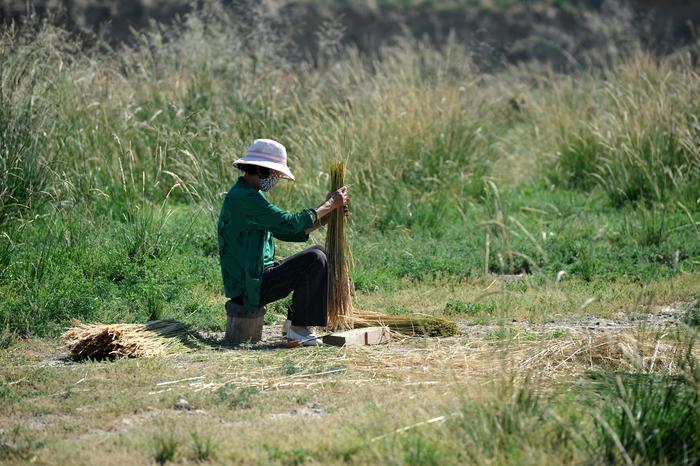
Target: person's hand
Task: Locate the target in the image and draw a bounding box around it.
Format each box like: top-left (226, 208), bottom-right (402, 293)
top-left (312, 187), bottom-right (350, 231)
top-left (328, 186), bottom-right (350, 210)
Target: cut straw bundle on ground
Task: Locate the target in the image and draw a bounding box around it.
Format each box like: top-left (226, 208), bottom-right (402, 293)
top-left (62, 319), bottom-right (195, 361)
top-left (324, 161), bottom-right (458, 337)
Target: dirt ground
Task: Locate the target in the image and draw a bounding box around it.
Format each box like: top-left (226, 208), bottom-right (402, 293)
top-left (0, 302), bottom-right (694, 465)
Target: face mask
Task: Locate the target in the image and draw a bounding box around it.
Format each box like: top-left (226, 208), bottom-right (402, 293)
top-left (259, 172), bottom-right (279, 192)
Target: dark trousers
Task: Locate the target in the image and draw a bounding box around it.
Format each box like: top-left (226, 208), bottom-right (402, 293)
top-left (260, 245), bottom-right (329, 327)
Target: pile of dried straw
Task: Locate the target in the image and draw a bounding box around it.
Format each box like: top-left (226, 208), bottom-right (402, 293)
top-left (62, 319), bottom-right (194, 361)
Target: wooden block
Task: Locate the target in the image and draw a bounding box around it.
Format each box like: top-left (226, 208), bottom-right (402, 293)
top-left (225, 314), bottom-right (264, 345)
top-left (322, 327), bottom-right (390, 347)
top-left (224, 302), bottom-right (265, 346)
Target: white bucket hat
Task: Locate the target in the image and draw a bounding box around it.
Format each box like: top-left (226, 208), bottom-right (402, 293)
top-left (233, 139), bottom-right (295, 181)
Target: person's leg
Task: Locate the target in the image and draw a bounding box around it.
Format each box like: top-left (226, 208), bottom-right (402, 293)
top-left (260, 245), bottom-right (328, 327)
top-left (290, 245), bottom-right (328, 327)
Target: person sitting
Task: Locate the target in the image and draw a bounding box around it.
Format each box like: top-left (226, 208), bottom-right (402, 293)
top-left (217, 138), bottom-right (350, 346)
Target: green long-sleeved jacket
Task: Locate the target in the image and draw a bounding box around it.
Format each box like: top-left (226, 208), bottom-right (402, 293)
top-left (217, 177), bottom-right (315, 312)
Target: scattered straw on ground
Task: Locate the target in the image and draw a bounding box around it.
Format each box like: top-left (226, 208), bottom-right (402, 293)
top-left (346, 330), bottom-right (695, 384)
top-left (136, 329), bottom-right (697, 398)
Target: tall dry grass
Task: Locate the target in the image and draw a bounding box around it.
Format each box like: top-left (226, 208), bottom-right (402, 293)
top-left (536, 53), bottom-right (700, 206)
top-left (3, 8), bottom-right (698, 230)
top-left (0, 12), bottom-right (502, 231)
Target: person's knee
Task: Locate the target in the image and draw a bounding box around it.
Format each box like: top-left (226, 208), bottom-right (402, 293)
top-left (307, 246), bottom-right (327, 265)
top-left (310, 245), bottom-right (327, 257)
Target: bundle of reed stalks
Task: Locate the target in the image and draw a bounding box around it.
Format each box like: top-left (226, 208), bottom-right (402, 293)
top-left (326, 160), bottom-right (353, 330)
top-left (324, 161), bottom-right (458, 337)
top-left (62, 319), bottom-right (194, 361)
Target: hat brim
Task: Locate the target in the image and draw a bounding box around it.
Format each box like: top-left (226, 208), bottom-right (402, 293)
top-left (233, 156), bottom-right (295, 181)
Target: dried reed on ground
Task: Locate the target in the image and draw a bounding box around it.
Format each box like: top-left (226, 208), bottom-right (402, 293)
top-left (62, 319), bottom-right (195, 361)
top-left (343, 330), bottom-right (697, 387)
top-left (324, 161), bottom-right (458, 337)
top-left (326, 161), bottom-right (353, 330)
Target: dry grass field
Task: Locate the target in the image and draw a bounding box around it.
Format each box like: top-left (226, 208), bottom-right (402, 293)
top-left (1, 320), bottom-right (697, 464)
top-left (2, 1), bottom-right (700, 464)
top-left (2, 279), bottom-right (699, 464)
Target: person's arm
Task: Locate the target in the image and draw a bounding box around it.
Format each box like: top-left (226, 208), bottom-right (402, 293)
top-left (303, 205), bottom-right (349, 234)
top-left (304, 187), bottom-right (350, 234)
top-left (245, 192), bottom-right (315, 235)
top-left (272, 230), bottom-right (310, 242)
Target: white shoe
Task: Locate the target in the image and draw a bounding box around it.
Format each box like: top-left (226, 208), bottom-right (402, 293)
top-left (282, 319), bottom-right (291, 336)
top-left (287, 326), bottom-right (322, 346)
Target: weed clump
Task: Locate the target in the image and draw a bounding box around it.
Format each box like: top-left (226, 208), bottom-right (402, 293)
top-left (444, 299), bottom-right (496, 316)
top-left (685, 297), bottom-right (700, 327)
top-left (0, 427), bottom-right (44, 462)
top-left (264, 444), bottom-right (310, 465)
top-left (451, 378), bottom-right (575, 464)
top-left (215, 384), bottom-right (260, 409)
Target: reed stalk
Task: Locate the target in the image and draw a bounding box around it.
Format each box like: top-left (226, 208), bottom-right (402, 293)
top-left (326, 161), bottom-right (353, 330)
top-left (324, 161), bottom-right (459, 337)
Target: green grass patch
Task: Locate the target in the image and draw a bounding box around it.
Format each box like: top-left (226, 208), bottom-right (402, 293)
top-left (590, 370), bottom-right (700, 464)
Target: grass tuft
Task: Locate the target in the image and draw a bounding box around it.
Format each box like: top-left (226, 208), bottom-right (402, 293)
top-left (591, 371), bottom-right (700, 465)
top-left (190, 432), bottom-right (215, 463)
top-left (685, 297), bottom-right (700, 328)
top-left (0, 427), bottom-right (44, 462)
top-left (153, 432), bottom-right (178, 466)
